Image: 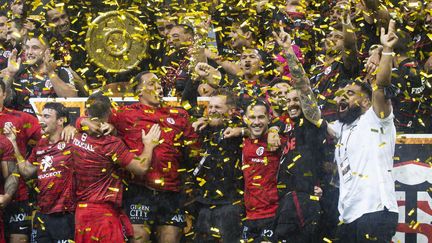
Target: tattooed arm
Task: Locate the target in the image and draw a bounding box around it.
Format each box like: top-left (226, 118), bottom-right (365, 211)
top-left (0, 161), bottom-right (19, 208)
top-left (272, 27), bottom-right (322, 126)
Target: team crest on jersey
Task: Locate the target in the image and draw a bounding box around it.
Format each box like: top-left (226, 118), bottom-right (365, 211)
top-left (2, 50), bottom-right (11, 58)
top-left (57, 141), bottom-right (66, 150)
top-left (324, 66), bottom-right (332, 75)
top-left (41, 155), bottom-right (54, 172)
top-left (167, 117), bottom-right (175, 125)
top-left (45, 79), bottom-right (53, 89)
top-left (256, 146), bottom-right (264, 156)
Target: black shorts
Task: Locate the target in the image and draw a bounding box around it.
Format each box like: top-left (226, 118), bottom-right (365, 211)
top-left (242, 217), bottom-right (275, 242)
top-left (123, 184), bottom-right (186, 227)
top-left (32, 211), bottom-right (74, 243)
top-left (194, 203), bottom-right (243, 242)
top-left (3, 200), bottom-right (32, 236)
top-left (275, 191), bottom-right (321, 242)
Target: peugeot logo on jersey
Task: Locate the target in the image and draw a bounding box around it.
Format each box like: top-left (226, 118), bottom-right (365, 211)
top-left (41, 155), bottom-right (54, 172)
top-left (256, 146), bottom-right (264, 156)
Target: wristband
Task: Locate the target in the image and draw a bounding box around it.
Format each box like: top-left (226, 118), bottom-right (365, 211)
top-left (381, 52), bottom-right (395, 56)
top-left (241, 128), bottom-right (245, 137)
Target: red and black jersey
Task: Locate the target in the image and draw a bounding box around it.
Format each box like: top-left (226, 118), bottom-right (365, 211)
top-left (109, 103), bottom-right (199, 192)
top-left (11, 67), bottom-right (74, 115)
top-left (0, 108), bottom-right (41, 201)
top-left (72, 133), bottom-right (135, 208)
top-left (0, 108), bottom-right (41, 155)
top-left (242, 135), bottom-right (282, 220)
top-left (278, 118), bottom-right (328, 196)
top-left (27, 138), bottom-right (75, 214)
top-left (0, 135), bottom-right (15, 195)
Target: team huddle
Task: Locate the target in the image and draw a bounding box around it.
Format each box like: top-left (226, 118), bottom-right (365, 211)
top-left (0, 19), bottom-right (399, 242)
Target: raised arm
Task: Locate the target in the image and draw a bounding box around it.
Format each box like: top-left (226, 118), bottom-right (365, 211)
top-left (43, 51), bottom-right (77, 97)
top-left (204, 48), bottom-right (242, 76)
top-left (272, 26), bottom-right (322, 126)
top-left (341, 10), bottom-right (359, 72)
top-left (3, 124), bottom-right (37, 179)
top-left (373, 20), bottom-right (398, 119)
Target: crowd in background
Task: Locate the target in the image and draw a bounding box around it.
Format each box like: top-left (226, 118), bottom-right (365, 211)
top-left (0, 0), bottom-right (430, 242)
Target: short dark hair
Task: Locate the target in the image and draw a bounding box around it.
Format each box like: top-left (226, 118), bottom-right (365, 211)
top-left (246, 99), bottom-right (270, 114)
top-left (132, 71), bottom-right (151, 94)
top-left (349, 80), bottom-right (373, 99)
top-left (43, 102), bottom-right (69, 125)
top-left (86, 92), bottom-right (112, 119)
top-left (0, 78), bottom-right (6, 93)
top-left (212, 88), bottom-right (237, 108)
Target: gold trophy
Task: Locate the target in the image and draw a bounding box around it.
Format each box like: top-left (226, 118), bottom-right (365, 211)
top-left (86, 11), bottom-right (148, 73)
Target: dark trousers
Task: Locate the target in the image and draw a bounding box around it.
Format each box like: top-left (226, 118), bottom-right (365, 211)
top-left (275, 191), bottom-right (321, 243)
top-left (194, 203), bottom-right (243, 243)
top-left (335, 209), bottom-right (398, 243)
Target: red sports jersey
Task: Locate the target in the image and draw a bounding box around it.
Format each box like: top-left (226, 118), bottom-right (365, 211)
top-left (0, 135), bottom-right (15, 193)
top-left (0, 108), bottom-right (41, 201)
top-left (242, 135), bottom-right (281, 220)
top-left (27, 138), bottom-right (75, 214)
top-left (0, 136), bottom-right (14, 243)
top-left (72, 133), bottom-right (135, 208)
top-left (109, 103), bottom-right (199, 191)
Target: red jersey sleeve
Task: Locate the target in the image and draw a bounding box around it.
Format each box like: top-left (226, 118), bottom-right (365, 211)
top-left (22, 112), bottom-right (42, 143)
top-left (0, 137), bottom-right (15, 161)
top-left (104, 136), bottom-right (135, 168)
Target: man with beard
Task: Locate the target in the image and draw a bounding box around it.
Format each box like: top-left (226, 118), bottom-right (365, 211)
top-left (73, 92), bottom-right (161, 243)
top-left (4, 102), bottom-right (75, 243)
top-left (270, 84), bottom-right (326, 242)
top-left (268, 78), bottom-right (291, 119)
top-left (191, 89), bottom-right (244, 242)
top-left (309, 9), bottom-right (360, 121)
top-left (2, 32), bottom-right (77, 114)
top-left (241, 100), bottom-right (284, 243)
top-left (78, 72), bottom-right (199, 243)
top-left (282, 20), bottom-right (399, 242)
top-left (267, 42), bottom-right (327, 242)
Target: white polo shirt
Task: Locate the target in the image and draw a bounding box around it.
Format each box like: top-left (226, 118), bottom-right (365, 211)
top-left (329, 107), bottom-right (398, 223)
